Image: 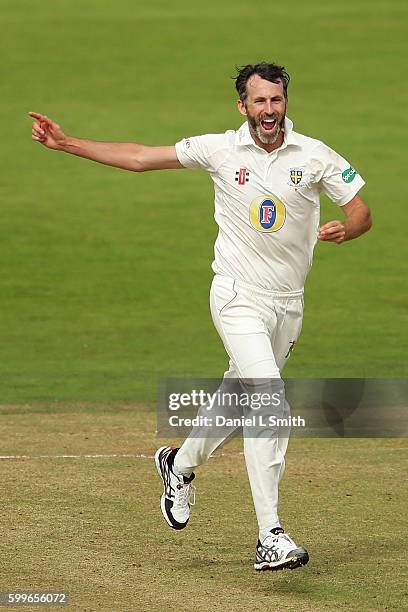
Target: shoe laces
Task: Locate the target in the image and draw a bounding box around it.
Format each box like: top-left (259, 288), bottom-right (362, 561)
top-left (262, 531), bottom-right (293, 551)
top-left (174, 481), bottom-right (196, 507)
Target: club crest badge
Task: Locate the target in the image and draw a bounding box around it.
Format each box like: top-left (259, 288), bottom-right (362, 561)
top-left (290, 169), bottom-right (303, 185)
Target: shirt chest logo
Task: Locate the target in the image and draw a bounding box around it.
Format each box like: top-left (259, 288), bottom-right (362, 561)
top-left (249, 194), bottom-right (286, 233)
top-left (289, 168), bottom-right (303, 185)
top-left (235, 167), bottom-right (250, 185)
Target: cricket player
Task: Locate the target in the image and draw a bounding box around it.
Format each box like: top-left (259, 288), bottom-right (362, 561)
top-left (29, 62), bottom-right (372, 571)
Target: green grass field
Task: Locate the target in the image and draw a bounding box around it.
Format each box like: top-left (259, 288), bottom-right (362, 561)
top-left (2, 0), bottom-right (407, 401)
top-left (1, 0), bottom-right (407, 610)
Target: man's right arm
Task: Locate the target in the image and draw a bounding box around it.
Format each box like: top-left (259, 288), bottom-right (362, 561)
top-left (29, 112), bottom-right (183, 172)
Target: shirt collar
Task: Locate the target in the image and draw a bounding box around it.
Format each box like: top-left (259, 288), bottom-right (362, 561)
top-left (235, 117), bottom-right (300, 150)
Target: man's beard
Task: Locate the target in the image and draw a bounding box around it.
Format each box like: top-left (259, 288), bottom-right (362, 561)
top-left (247, 110), bottom-right (285, 145)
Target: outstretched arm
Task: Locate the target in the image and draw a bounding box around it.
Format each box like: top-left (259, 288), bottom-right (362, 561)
top-left (318, 194), bottom-right (372, 244)
top-left (29, 112), bottom-right (183, 172)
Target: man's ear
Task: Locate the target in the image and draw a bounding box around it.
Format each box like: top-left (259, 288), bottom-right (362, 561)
top-left (237, 99), bottom-right (247, 117)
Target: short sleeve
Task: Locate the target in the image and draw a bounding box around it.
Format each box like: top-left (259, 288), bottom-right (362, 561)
top-left (175, 132), bottom-right (232, 173)
top-left (310, 143), bottom-right (366, 206)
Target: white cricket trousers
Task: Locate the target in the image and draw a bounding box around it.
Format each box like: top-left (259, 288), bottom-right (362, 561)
top-left (175, 274), bottom-right (304, 531)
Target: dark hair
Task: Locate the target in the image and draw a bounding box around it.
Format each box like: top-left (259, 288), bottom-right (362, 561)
top-left (234, 62), bottom-right (290, 102)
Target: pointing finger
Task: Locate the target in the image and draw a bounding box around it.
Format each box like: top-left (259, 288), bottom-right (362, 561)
top-left (29, 112), bottom-right (54, 128)
top-left (28, 111), bottom-right (48, 121)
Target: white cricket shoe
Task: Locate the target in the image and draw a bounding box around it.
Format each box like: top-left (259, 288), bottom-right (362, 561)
top-left (154, 446), bottom-right (196, 530)
top-left (254, 527), bottom-right (309, 571)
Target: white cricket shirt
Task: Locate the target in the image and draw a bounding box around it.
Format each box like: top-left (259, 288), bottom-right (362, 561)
top-left (175, 118), bottom-right (365, 292)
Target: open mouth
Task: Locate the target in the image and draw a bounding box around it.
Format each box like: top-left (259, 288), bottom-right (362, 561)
top-left (261, 119), bottom-right (277, 132)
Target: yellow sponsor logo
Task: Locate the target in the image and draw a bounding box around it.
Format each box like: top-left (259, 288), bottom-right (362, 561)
top-left (249, 195), bottom-right (286, 232)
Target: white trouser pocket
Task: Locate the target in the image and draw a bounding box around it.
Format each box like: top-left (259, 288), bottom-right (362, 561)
top-left (210, 276), bottom-right (238, 315)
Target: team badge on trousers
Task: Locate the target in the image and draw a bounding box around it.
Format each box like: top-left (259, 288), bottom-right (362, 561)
top-left (290, 169), bottom-right (303, 185)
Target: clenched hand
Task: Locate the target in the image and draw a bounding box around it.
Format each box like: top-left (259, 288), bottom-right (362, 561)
top-left (318, 220), bottom-right (346, 244)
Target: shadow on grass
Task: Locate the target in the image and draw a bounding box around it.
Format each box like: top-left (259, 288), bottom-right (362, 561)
top-left (176, 559), bottom-right (317, 606)
top-left (174, 533), bottom-right (397, 600)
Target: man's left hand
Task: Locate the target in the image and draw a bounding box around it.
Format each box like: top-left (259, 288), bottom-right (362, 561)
top-left (318, 220), bottom-right (346, 244)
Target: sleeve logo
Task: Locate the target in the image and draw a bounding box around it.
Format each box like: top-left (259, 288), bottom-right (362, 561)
top-left (342, 167), bottom-right (357, 183)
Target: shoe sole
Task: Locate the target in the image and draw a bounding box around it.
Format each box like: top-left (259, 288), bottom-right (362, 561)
top-left (254, 550), bottom-right (309, 571)
top-left (154, 446), bottom-right (188, 530)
